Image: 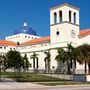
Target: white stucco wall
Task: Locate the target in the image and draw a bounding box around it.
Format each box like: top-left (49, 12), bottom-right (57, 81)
top-left (0, 45), bottom-right (16, 55)
top-left (50, 3), bottom-right (79, 47)
top-left (50, 5), bottom-right (79, 25)
top-left (79, 35), bottom-right (90, 45)
top-left (6, 33), bottom-right (41, 43)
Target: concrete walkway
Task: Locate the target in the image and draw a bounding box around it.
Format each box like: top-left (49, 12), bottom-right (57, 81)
top-left (0, 82), bottom-right (47, 90)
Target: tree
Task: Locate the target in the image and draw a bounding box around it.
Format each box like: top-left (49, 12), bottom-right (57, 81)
top-left (77, 44), bottom-right (90, 75)
top-left (0, 55), bottom-right (8, 72)
top-left (66, 44), bottom-right (79, 74)
top-left (44, 50), bottom-right (51, 73)
top-left (23, 53), bottom-right (29, 71)
top-left (0, 55), bottom-right (5, 69)
top-left (55, 44), bottom-right (79, 74)
top-left (0, 55), bottom-right (8, 71)
top-left (6, 50), bottom-right (23, 71)
top-left (30, 52), bottom-right (39, 70)
top-left (55, 48), bottom-right (66, 73)
top-left (0, 55), bottom-right (4, 80)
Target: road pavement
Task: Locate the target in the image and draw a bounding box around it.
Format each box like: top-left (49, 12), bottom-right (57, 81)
top-left (0, 82), bottom-right (90, 90)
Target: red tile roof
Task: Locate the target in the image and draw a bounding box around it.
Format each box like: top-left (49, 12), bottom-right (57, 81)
top-left (22, 29), bottom-right (90, 45)
top-left (79, 29), bottom-right (90, 37)
top-left (22, 36), bottom-right (50, 45)
top-left (0, 29), bottom-right (89, 46)
top-left (0, 40), bottom-right (16, 46)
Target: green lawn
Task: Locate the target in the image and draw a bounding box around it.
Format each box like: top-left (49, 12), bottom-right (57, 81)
top-left (38, 81), bottom-right (90, 86)
top-left (0, 72), bottom-right (64, 82)
top-left (1, 72), bottom-right (90, 85)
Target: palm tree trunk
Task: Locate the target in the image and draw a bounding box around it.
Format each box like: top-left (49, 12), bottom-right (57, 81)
top-left (85, 61), bottom-right (87, 81)
top-left (85, 61), bottom-right (87, 75)
top-left (73, 60), bottom-right (76, 74)
top-left (33, 59), bottom-right (35, 69)
top-left (0, 63), bottom-right (1, 81)
top-left (67, 60), bottom-right (71, 74)
top-left (45, 60), bottom-right (46, 72)
top-left (46, 60), bottom-right (50, 73)
top-left (88, 63), bottom-right (90, 75)
top-left (36, 59), bottom-right (38, 69)
top-left (48, 61), bottom-right (50, 73)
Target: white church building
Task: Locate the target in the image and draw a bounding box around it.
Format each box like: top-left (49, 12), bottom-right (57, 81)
top-left (0, 3), bottom-right (90, 76)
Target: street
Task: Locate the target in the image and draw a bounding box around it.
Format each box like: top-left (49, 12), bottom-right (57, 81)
top-left (0, 82), bottom-right (90, 90)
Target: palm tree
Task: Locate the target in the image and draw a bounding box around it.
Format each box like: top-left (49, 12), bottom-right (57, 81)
top-left (66, 44), bottom-right (79, 74)
top-left (30, 52), bottom-right (39, 70)
top-left (23, 53), bottom-right (29, 71)
top-left (44, 50), bottom-right (51, 73)
top-left (55, 44), bottom-right (79, 74)
top-left (55, 48), bottom-right (66, 73)
top-left (77, 44), bottom-right (90, 75)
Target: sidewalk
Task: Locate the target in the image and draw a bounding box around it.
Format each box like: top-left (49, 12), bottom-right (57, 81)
top-left (0, 82), bottom-right (47, 90)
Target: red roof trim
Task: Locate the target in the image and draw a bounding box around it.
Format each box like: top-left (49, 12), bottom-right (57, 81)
top-left (79, 29), bottom-right (90, 37)
top-left (0, 40), bottom-right (16, 46)
top-left (22, 36), bottom-right (50, 45)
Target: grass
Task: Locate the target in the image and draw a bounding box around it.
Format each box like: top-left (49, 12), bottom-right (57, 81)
top-left (16, 73), bottom-right (64, 82)
top-left (1, 72), bottom-right (90, 85)
top-left (0, 72), bottom-right (64, 82)
top-left (38, 81), bottom-right (90, 86)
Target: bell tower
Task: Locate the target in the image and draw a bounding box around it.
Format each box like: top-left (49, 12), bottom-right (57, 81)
top-left (50, 3), bottom-right (80, 47)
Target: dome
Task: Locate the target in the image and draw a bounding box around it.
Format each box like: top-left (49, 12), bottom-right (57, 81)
top-left (13, 22), bottom-right (37, 35)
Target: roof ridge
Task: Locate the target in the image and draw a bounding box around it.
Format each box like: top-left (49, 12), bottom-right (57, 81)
top-left (21, 36), bottom-right (50, 45)
top-left (79, 29), bottom-right (90, 37)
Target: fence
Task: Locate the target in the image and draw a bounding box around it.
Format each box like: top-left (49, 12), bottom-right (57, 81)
top-left (0, 69), bottom-right (89, 82)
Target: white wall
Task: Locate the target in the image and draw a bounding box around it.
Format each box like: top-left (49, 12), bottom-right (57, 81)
top-left (50, 23), bottom-right (79, 46)
top-left (50, 49), bottom-right (58, 70)
top-left (0, 45), bottom-right (16, 54)
top-left (50, 5), bottom-right (79, 25)
top-left (50, 3), bottom-right (79, 46)
top-left (6, 33), bottom-right (41, 44)
top-left (79, 35), bottom-right (90, 45)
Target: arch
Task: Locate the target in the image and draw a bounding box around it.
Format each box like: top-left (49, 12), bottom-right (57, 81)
top-left (69, 11), bottom-right (71, 22)
top-left (54, 12), bottom-right (57, 24)
top-left (74, 12), bottom-right (76, 24)
top-left (59, 11), bottom-right (62, 23)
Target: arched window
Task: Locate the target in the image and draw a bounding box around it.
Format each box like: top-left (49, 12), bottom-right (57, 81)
top-left (59, 11), bottom-right (62, 23)
top-left (54, 12), bottom-right (57, 24)
top-left (74, 12), bottom-right (76, 24)
top-left (69, 11), bottom-right (71, 22)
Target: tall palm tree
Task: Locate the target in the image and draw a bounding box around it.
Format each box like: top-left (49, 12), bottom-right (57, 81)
top-left (30, 52), bottom-right (39, 70)
top-left (55, 48), bottom-right (66, 73)
top-left (23, 53), bottom-right (29, 71)
top-left (77, 44), bottom-right (90, 75)
top-left (44, 50), bottom-right (51, 73)
top-left (55, 44), bottom-right (79, 74)
top-left (66, 44), bottom-right (79, 74)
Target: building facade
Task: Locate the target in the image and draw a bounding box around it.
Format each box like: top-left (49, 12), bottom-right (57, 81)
top-left (0, 3), bottom-right (90, 74)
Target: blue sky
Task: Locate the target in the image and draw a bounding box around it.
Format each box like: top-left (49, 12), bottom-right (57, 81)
top-left (0, 0), bottom-right (90, 39)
